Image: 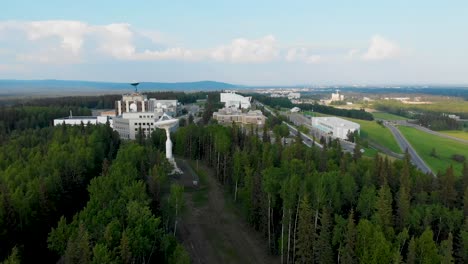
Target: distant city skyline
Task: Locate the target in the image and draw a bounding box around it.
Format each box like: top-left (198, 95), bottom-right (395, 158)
top-left (1, 0), bottom-right (467, 85)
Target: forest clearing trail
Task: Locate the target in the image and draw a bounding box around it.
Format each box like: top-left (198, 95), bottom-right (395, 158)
top-left (175, 159), bottom-right (279, 264)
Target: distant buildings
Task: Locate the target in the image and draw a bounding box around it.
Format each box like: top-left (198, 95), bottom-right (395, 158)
top-left (220, 92), bottom-right (251, 109)
top-left (331, 91), bottom-right (344, 102)
top-left (311, 116), bottom-right (360, 140)
top-left (54, 91), bottom-right (180, 140)
top-left (213, 107), bottom-right (266, 126)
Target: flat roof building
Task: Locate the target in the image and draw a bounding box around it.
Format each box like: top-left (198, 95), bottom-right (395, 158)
top-left (311, 116), bottom-right (360, 140)
top-left (220, 92), bottom-right (251, 109)
top-left (213, 107), bottom-right (265, 126)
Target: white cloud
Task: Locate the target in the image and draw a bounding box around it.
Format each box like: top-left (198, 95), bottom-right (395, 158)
top-left (210, 35), bottom-right (279, 63)
top-left (0, 20), bottom-right (196, 63)
top-left (285, 47), bottom-right (321, 64)
top-left (362, 35), bottom-right (400, 60)
top-left (346, 49), bottom-right (360, 59)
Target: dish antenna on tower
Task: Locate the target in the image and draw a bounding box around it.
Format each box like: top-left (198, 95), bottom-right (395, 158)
top-left (131, 82), bottom-right (140, 93)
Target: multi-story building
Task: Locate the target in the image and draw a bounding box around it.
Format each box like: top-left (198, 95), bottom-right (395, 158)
top-left (113, 112), bottom-right (158, 140)
top-left (311, 116), bottom-right (360, 140)
top-left (220, 92), bottom-right (251, 109)
top-left (54, 92), bottom-right (179, 140)
top-left (213, 107), bottom-right (265, 126)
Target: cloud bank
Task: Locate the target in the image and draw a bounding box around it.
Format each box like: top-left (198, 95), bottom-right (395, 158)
top-left (0, 20), bottom-right (402, 67)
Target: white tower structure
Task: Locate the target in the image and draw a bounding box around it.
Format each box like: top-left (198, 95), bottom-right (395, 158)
top-left (155, 113), bottom-right (181, 174)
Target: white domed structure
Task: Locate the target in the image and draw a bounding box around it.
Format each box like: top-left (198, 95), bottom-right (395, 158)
top-left (155, 113), bottom-right (181, 174)
top-left (129, 103), bottom-right (137, 112)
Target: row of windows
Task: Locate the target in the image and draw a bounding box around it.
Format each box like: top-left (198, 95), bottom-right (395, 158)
top-left (134, 128), bottom-right (154, 132)
top-left (139, 115), bottom-right (154, 118)
top-left (134, 122), bottom-right (154, 126)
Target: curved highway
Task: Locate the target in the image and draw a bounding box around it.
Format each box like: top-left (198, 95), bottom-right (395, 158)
top-left (385, 123), bottom-right (434, 175)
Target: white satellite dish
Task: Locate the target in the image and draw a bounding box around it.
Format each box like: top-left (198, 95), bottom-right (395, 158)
top-left (156, 103), bottom-right (162, 108)
top-left (129, 103), bottom-right (137, 112)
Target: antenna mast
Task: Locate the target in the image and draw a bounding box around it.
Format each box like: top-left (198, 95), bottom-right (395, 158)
top-left (131, 82), bottom-right (140, 93)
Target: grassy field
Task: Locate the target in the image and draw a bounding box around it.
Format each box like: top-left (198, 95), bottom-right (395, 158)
top-left (304, 111), bottom-right (402, 154)
top-left (398, 126), bottom-right (468, 175)
top-left (372, 112), bottom-right (408, 121)
top-left (342, 117), bottom-right (402, 154)
top-left (439, 130), bottom-right (468, 141)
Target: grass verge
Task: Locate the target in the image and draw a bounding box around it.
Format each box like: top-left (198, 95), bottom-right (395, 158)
top-left (398, 126), bottom-right (468, 175)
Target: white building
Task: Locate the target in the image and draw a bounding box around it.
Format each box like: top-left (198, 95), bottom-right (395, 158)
top-left (53, 115), bottom-right (112, 127)
top-left (290, 107), bottom-right (301, 113)
top-left (113, 112), bottom-right (159, 140)
top-left (213, 107), bottom-right (265, 126)
top-left (220, 92), bottom-right (251, 109)
top-left (54, 92), bottom-right (179, 140)
top-left (311, 116), bottom-right (360, 140)
top-left (331, 91), bottom-right (344, 101)
top-left (148, 99), bottom-right (178, 118)
top-left (288, 92), bottom-right (301, 99)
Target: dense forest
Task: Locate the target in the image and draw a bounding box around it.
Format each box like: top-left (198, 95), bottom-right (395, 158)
top-left (251, 94), bottom-right (374, 121)
top-left (0, 124), bottom-right (120, 262)
top-left (0, 124), bottom-right (189, 263)
top-left (165, 121), bottom-right (468, 263)
top-left (47, 142), bottom-right (189, 263)
top-left (0, 106), bottom-right (91, 141)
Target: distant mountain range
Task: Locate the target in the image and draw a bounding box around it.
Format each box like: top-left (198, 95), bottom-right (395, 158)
top-left (0, 79), bottom-right (241, 96)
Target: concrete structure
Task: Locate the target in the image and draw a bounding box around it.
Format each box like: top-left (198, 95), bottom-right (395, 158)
top-left (331, 91), bottom-right (344, 101)
top-left (290, 107), bottom-right (301, 113)
top-left (115, 93), bottom-right (148, 115)
top-left (155, 113), bottom-right (181, 174)
top-left (113, 112), bottom-right (157, 140)
top-left (213, 107), bottom-right (265, 126)
top-left (220, 92), bottom-right (251, 109)
top-left (115, 93), bottom-right (179, 118)
top-left (54, 91), bottom-right (180, 140)
top-left (311, 116), bottom-right (360, 140)
top-left (148, 99), bottom-right (178, 118)
top-left (288, 92), bottom-right (301, 99)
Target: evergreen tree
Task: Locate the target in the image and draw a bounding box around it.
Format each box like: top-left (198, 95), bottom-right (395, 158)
top-left (416, 228), bottom-right (440, 264)
top-left (440, 166), bottom-right (457, 208)
top-left (373, 183), bottom-right (394, 238)
top-left (407, 236), bottom-right (416, 264)
top-left (440, 232), bottom-right (454, 264)
top-left (341, 210), bottom-right (356, 264)
top-left (295, 196), bottom-right (314, 264)
top-left (315, 207), bottom-right (334, 264)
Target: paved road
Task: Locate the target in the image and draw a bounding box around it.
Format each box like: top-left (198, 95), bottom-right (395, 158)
top-left (286, 112), bottom-right (357, 153)
top-left (385, 123), bottom-right (434, 175)
top-left (399, 122), bottom-right (468, 144)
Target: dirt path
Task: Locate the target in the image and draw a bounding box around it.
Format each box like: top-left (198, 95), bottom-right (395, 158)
top-left (175, 159), bottom-right (279, 264)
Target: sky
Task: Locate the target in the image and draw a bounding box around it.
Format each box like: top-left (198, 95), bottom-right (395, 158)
top-left (0, 0), bottom-right (467, 85)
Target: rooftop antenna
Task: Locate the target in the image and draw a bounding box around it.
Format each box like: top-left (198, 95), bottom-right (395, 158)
top-left (131, 82), bottom-right (140, 93)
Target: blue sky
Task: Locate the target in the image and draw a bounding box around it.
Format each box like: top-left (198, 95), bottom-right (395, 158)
top-left (1, 0), bottom-right (467, 85)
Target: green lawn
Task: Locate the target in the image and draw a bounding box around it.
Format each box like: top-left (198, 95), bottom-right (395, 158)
top-left (372, 112), bottom-right (408, 121)
top-left (398, 126), bottom-right (468, 175)
top-left (439, 130), bottom-right (468, 141)
top-left (342, 117), bottom-right (402, 154)
top-left (304, 111), bottom-right (402, 154)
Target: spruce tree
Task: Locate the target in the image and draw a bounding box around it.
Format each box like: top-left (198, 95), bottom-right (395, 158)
top-left (295, 196), bottom-right (314, 264)
top-left (341, 210), bottom-right (356, 264)
top-left (315, 207), bottom-right (333, 264)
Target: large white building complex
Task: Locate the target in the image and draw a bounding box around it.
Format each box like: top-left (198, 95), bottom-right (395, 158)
top-left (213, 107), bottom-right (266, 126)
top-left (311, 116), bottom-right (360, 140)
top-left (54, 91), bottom-right (180, 140)
top-left (220, 92), bottom-right (251, 109)
top-left (213, 92), bottom-right (266, 127)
